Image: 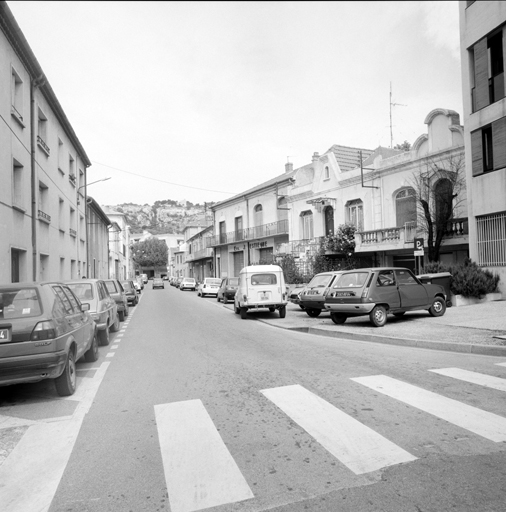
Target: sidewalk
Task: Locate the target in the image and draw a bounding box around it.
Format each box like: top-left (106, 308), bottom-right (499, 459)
top-left (238, 300), bottom-right (506, 357)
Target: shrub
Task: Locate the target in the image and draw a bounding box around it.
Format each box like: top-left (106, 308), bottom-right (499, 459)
top-left (421, 258), bottom-right (500, 298)
top-left (277, 254), bottom-right (305, 284)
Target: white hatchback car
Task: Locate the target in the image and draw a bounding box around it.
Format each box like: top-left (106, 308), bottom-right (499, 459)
top-left (197, 278), bottom-right (222, 297)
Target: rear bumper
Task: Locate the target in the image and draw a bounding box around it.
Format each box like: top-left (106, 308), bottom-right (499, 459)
top-left (324, 302), bottom-right (375, 314)
top-left (0, 351), bottom-right (67, 386)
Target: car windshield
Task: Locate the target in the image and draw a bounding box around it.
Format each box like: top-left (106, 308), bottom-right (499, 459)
top-left (308, 274), bottom-right (334, 288)
top-left (105, 281), bottom-right (118, 293)
top-left (68, 283), bottom-right (94, 301)
top-left (228, 278), bottom-right (239, 286)
top-left (205, 279), bottom-right (222, 286)
top-left (0, 288), bottom-right (42, 319)
top-left (334, 272), bottom-right (369, 288)
top-left (251, 273), bottom-right (277, 285)
top-left (122, 282), bottom-right (134, 291)
top-left (184, 279), bottom-right (195, 283)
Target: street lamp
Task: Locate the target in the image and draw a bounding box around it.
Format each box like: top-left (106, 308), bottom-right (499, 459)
top-left (77, 177), bottom-right (111, 204)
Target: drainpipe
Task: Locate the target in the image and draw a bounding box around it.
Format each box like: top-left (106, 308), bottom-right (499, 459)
top-left (30, 74), bottom-right (45, 281)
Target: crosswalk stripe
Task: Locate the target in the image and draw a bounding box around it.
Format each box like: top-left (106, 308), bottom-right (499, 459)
top-left (154, 399), bottom-right (254, 512)
top-left (429, 368), bottom-right (506, 392)
top-left (352, 375), bottom-right (506, 442)
top-left (496, 362), bottom-right (506, 367)
top-left (260, 384), bottom-right (416, 475)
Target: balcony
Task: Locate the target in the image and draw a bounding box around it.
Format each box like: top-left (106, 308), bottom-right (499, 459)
top-left (186, 247), bottom-right (213, 262)
top-left (37, 209), bottom-right (51, 223)
top-left (69, 228), bottom-right (77, 237)
top-left (443, 218), bottom-right (468, 238)
top-left (208, 219), bottom-right (289, 247)
top-left (37, 135), bottom-right (50, 156)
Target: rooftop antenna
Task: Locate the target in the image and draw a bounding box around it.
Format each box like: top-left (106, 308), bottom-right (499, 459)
top-left (390, 82), bottom-right (406, 148)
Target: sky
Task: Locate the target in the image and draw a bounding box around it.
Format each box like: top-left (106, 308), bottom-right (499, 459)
top-left (7, 1), bottom-right (463, 207)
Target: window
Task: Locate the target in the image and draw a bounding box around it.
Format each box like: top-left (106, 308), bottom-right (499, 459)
top-left (12, 159), bottom-right (23, 208)
top-left (70, 207), bottom-right (76, 236)
top-left (235, 216), bottom-right (243, 241)
top-left (251, 273), bottom-right (277, 285)
top-left (476, 212), bottom-right (506, 266)
top-left (324, 166), bottom-right (330, 180)
top-left (79, 169), bottom-right (84, 191)
top-left (69, 155), bottom-right (76, 185)
top-left (254, 204), bottom-right (263, 226)
top-left (324, 206), bottom-right (334, 236)
top-left (278, 197), bottom-right (288, 222)
top-left (219, 221), bottom-right (226, 244)
top-left (11, 67), bottom-right (23, 123)
top-left (300, 211), bottom-right (314, 239)
top-left (59, 198), bottom-right (65, 231)
top-left (38, 182), bottom-right (50, 221)
top-left (37, 108), bottom-right (50, 155)
top-left (39, 254), bottom-right (49, 281)
top-left (346, 199), bottom-right (363, 231)
top-left (471, 117), bottom-right (506, 176)
top-left (434, 179), bottom-right (454, 225)
top-left (395, 188), bottom-right (416, 227)
top-left (58, 138), bottom-right (64, 174)
top-left (11, 248), bottom-right (26, 283)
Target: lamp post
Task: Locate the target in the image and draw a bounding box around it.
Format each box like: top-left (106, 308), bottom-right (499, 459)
top-left (76, 177), bottom-right (111, 277)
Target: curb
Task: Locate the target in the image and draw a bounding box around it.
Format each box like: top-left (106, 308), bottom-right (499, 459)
top-left (258, 320), bottom-right (506, 357)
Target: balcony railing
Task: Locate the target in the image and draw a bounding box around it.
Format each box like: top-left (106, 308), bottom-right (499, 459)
top-left (37, 135), bottom-right (50, 155)
top-left (69, 228), bottom-right (77, 237)
top-left (208, 219), bottom-right (289, 247)
top-left (186, 247), bottom-right (213, 262)
top-left (37, 209), bottom-right (51, 223)
top-left (444, 218), bottom-right (468, 237)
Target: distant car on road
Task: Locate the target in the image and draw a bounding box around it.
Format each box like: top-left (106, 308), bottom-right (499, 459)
top-left (121, 280), bottom-right (139, 306)
top-left (197, 278), bottom-right (222, 297)
top-left (323, 267), bottom-right (447, 327)
top-left (152, 277), bottom-right (164, 289)
top-left (0, 281), bottom-right (98, 396)
top-left (179, 277), bottom-right (196, 291)
top-left (216, 277), bottom-right (239, 304)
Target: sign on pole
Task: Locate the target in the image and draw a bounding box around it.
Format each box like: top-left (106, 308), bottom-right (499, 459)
top-left (414, 237), bottom-right (424, 257)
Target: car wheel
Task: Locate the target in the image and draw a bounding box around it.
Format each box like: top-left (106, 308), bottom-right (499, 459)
top-left (111, 313), bottom-right (120, 332)
top-left (118, 310), bottom-right (125, 322)
top-left (299, 304), bottom-right (305, 310)
top-left (217, 296), bottom-right (221, 302)
top-left (55, 350), bottom-right (77, 396)
top-left (369, 305), bottom-right (387, 327)
top-left (134, 297), bottom-right (138, 305)
top-left (269, 307), bottom-right (275, 312)
top-left (84, 331), bottom-right (99, 362)
top-left (235, 303), bottom-right (240, 314)
top-left (279, 306), bottom-right (286, 318)
top-left (125, 305), bottom-right (129, 317)
top-left (240, 307), bottom-right (248, 319)
top-left (306, 308), bottom-right (321, 318)
top-left (330, 312), bottom-right (347, 325)
top-left (98, 327), bottom-right (110, 346)
top-left (429, 297), bottom-right (446, 317)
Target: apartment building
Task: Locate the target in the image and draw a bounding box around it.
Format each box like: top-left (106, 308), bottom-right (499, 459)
top-left (459, 0), bottom-right (506, 293)
top-left (103, 207), bottom-right (131, 280)
top-left (86, 196), bottom-right (111, 279)
top-left (1, 2), bottom-right (91, 282)
top-left (186, 225), bottom-right (213, 281)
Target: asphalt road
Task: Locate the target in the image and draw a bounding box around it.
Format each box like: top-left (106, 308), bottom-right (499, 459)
top-left (1, 284), bottom-right (506, 512)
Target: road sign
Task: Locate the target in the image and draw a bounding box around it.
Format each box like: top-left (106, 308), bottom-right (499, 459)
top-left (414, 237), bottom-right (424, 257)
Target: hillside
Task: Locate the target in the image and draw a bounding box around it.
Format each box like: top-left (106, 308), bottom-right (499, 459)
top-left (104, 199), bottom-right (214, 234)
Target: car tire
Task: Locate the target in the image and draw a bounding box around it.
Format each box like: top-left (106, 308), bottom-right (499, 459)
top-left (429, 297), bottom-right (446, 317)
top-left (299, 304), bottom-right (305, 310)
top-left (98, 327), bottom-right (110, 346)
top-left (279, 306), bottom-right (286, 318)
top-left (330, 312), bottom-right (347, 325)
top-left (217, 296), bottom-right (221, 302)
top-left (235, 303), bottom-right (240, 314)
top-left (55, 350), bottom-right (77, 396)
top-left (369, 305), bottom-right (387, 327)
top-left (84, 331), bottom-right (99, 362)
top-left (306, 308), bottom-right (321, 318)
top-left (118, 310), bottom-right (125, 322)
top-left (125, 306), bottom-right (129, 317)
top-left (240, 307), bottom-right (247, 319)
top-left (111, 313), bottom-right (120, 332)
top-left (269, 307), bottom-right (275, 312)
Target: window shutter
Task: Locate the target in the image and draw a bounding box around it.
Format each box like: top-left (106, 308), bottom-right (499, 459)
top-left (492, 117), bottom-right (506, 170)
top-left (471, 129), bottom-right (484, 176)
top-left (474, 38), bottom-right (489, 111)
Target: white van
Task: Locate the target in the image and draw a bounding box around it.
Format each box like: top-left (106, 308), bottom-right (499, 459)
top-left (234, 265), bottom-right (288, 319)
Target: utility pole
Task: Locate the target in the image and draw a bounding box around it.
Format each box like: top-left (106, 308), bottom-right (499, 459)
top-left (389, 82), bottom-right (406, 148)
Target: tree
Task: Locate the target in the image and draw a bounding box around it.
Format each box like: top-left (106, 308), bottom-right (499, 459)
top-left (394, 140), bottom-right (411, 151)
top-left (131, 237), bottom-right (168, 269)
top-left (411, 151), bottom-right (466, 262)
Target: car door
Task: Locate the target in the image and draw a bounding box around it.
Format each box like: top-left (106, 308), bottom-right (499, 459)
top-left (394, 269), bottom-right (429, 308)
top-left (374, 270), bottom-right (401, 308)
top-left (52, 285), bottom-right (83, 347)
top-left (64, 285), bottom-right (93, 351)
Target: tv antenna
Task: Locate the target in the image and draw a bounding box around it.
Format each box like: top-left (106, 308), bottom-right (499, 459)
top-left (389, 82), bottom-right (406, 148)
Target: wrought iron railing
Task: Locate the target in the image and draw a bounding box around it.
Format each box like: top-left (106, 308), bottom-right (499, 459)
top-left (208, 219), bottom-right (289, 246)
top-left (37, 209), bottom-right (51, 222)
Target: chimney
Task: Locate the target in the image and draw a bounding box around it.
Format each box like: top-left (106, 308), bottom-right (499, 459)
top-left (312, 152), bottom-right (319, 164)
top-left (285, 161), bottom-right (293, 173)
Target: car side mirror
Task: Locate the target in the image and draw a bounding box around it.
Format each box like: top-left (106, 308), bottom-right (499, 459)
top-left (81, 303), bottom-right (90, 312)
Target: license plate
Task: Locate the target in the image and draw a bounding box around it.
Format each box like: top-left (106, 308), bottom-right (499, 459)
top-left (0, 328), bottom-right (11, 342)
top-left (334, 292), bottom-right (354, 297)
top-left (260, 292), bottom-right (269, 300)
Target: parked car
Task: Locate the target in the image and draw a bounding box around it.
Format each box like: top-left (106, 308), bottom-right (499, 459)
top-left (197, 277), bottom-right (222, 297)
top-left (175, 277), bottom-right (183, 288)
top-left (299, 271), bottom-right (345, 317)
top-left (121, 280), bottom-right (139, 306)
top-left (289, 284), bottom-right (308, 309)
top-left (216, 277), bottom-right (239, 304)
top-left (133, 280), bottom-right (142, 294)
top-left (67, 279), bottom-right (119, 346)
top-left (104, 279), bottom-right (129, 321)
top-left (180, 277), bottom-right (197, 291)
top-left (0, 281), bottom-right (98, 396)
top-left (141, 273), bottom-right (148, 284)
top-left (234, 265), bottom-right (288, 319)
top-left (152, 277), bottom-right (165, 289)
top-left (323, 267), bottom-right (447, 327)
top-left (135, 276), bottom-right (144, 291)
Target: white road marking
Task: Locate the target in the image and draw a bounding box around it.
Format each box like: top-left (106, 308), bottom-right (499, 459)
top-left (106, 352), bottom-right (115, 358)
top-left (496, 362), bottom-right (506, 367)
top-left (111, 344), bottom-right (119, 349)
top-left (155, 399), bottom-right (254, 512)
top-left (260, 384), bottom-right (416, 475)
top-left (429, 368), bottom-right (506, 392)
top-left (0, 362), bottom-right (110, 512)
top-left (352, 375), bottom-right (506, 442)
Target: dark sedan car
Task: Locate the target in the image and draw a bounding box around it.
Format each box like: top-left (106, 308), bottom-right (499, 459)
top-left (0, 282), bottom-right (98, 396)
top-left (216, 277), bottom-right (239, 304)
top-left (323, 267), bottom-right (447, 327)
top-left (121, 280), bottom-right (138, 306)
top-left (104, 279), bottom-right (129, 321)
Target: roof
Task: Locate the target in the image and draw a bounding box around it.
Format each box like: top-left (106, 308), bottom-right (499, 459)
top-left (325, 145), bottom-right (375, 172)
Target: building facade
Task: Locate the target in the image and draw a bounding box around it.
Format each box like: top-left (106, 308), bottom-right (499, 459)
top-left (186, 225), bottom-right (213, 281)
top-left (459, 0), bottom-right (506, 293)
top-left (103, 208), bottom-right (131, 280)
top-left (1, 2), bottom-right (91, 282)
top-left (86, 196), bottom-right (111, 279)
